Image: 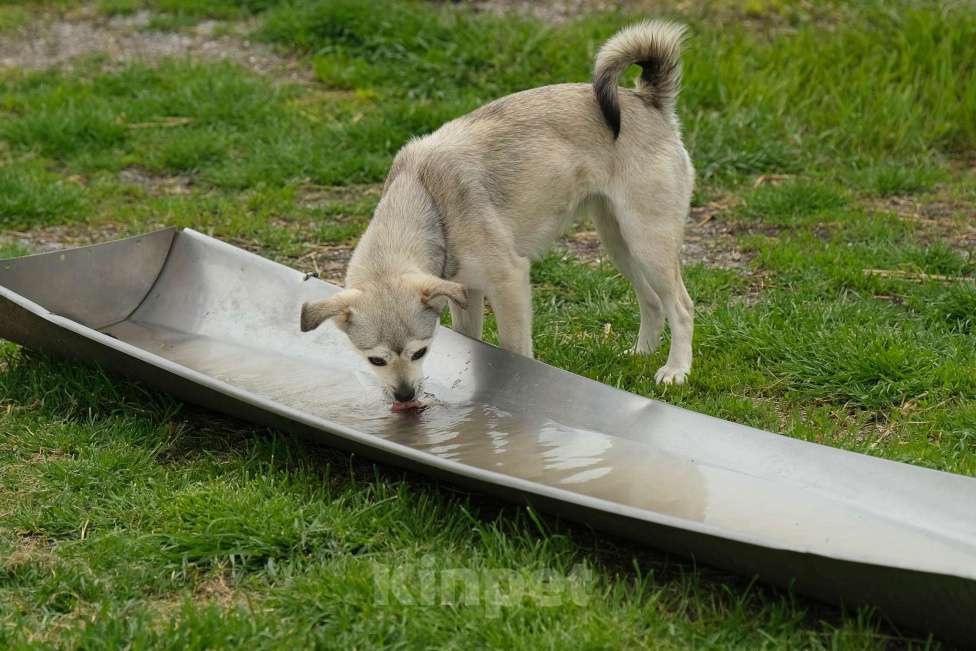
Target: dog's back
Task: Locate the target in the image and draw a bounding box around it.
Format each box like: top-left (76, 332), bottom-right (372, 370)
top-left (388, 21), bottom-right (691, 241)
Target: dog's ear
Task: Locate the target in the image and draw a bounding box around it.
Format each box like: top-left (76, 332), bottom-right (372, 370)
top-left (300, 289), bottom-right (362, 332)
top-left (406, 273), bottom-right (467, 310)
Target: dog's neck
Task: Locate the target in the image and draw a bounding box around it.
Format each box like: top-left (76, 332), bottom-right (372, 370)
top-left (345, 173), bottom-right (452, 287)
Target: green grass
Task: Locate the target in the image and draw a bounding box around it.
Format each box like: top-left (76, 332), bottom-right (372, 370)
top-left (0, 5), bottom-right (30, 31)
top-left (740, 180), bottom-right (849, 225)
top-left (1, 0), bottom-right (975, 648)
top-left (0, 163), bottom-right (86, 228)
top-left (851, 161), bottom-right (949, 197)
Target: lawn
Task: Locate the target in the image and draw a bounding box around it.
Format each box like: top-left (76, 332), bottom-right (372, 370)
top-left (1, 0), bottom-right (974, 648)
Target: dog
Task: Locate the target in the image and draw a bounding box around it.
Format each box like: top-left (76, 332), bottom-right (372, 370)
top-left (301, 21), bottom-right (695, 410)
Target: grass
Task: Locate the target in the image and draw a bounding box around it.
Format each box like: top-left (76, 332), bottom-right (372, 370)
top-left (1, 0), bottom-right (975, 648)
top-left (0, 5), bottom-right (31, 32)
top-left (0, 163), bottom-right (86, 229)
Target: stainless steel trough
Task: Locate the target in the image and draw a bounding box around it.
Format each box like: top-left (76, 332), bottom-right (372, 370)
top-left (1, 228), bottom-right (974, 646)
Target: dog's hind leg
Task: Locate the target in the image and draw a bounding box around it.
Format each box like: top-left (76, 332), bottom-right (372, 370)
top-left (486, 257), bottom-right (533, 358)
top-left (590, 197), bottom-right (665, 355)
top-left (450, 289), bottom-right (485, 340)
top-left (608, 196), bottom-right (694, 385)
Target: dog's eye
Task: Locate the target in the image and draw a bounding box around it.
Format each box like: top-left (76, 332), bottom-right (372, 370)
top-left (368, 356), bottom-right (387, 366)
top-left (411, 347), bottom-right (428, 361)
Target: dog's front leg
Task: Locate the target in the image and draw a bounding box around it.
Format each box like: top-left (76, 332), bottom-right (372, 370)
top-left (487, 259), bottom-right (533, 358)
top-left (450, 289), bottom-right (485, 340)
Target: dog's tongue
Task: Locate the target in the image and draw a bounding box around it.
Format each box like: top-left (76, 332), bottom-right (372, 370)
top-left (391, 400), bottom-right (422, 413)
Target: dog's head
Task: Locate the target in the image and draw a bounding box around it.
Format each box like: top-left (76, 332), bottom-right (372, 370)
top-left (300, 272), bottom-right (466, 408)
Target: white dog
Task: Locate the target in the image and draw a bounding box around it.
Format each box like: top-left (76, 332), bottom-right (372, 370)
top-left (301, 21), bottom-right (695, 409)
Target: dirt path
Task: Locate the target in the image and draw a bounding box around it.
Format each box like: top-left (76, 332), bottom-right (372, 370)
top-left (0, 7), bottom-right (309, 82)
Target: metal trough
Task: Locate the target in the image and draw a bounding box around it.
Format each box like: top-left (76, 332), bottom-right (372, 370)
top-left (1, 228), bottom-right (974, 645)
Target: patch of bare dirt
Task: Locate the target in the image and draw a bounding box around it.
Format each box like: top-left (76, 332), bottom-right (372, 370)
top-left (0, 8), bottom-right (310, 82)
top-left (865, 195), bottom-right (970, 222)
top-left (0, 221), bottom-right (136, 255)
top-left (119, 168), bottom-right (193, 196)
top-left (227, 223), bottom-right (354, 285)
top-left (682, 198), bottom-right (752, 271)
top-left (864, 194), bottom-right (976, 256)
top-left (558, 196), bottom-right (753, 273)
top-left (296, 183), bottom-right (382, 210)
top-left (467, 0), bottom-right (623, 24)
top-left (288, 243), bottom-right (353, 285)
top-left (465, 0), bottom-right (847, 29)
top-left (559, 230), bottom-right (604, 266)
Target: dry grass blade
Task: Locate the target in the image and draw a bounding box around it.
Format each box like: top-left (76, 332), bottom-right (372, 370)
top-left (127, 117), bottom-right (194, 129)
top-left (863, 268), bottom-right (975, 284)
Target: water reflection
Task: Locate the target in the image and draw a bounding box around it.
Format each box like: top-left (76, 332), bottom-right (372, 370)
top-left (102, 319), bottom-right (976, 574)
top-left (105, 320), bottom-right (707, 520)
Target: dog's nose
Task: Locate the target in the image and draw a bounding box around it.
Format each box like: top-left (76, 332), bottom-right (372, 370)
top-left (393, 384), bottom-right (415, 402)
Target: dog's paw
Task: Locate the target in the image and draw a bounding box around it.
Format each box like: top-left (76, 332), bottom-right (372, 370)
top-left (654, 365), bottom-right (689, 385)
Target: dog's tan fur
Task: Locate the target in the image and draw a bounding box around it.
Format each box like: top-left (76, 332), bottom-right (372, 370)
top-left (301, 21), bottom-right (695, 403)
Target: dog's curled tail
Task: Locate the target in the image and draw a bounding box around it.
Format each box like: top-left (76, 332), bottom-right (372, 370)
top-left (592, 20), bottom-right (686, 139)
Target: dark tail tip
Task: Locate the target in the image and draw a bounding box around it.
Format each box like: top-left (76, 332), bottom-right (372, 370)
top-left (594, 71), bottom-right (621, 140)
